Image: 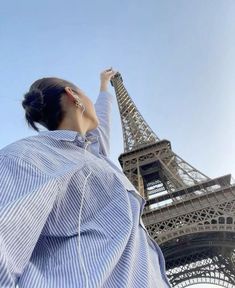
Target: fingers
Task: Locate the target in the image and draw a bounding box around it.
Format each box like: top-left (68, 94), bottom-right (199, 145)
top-left (103, 67), bottom-right (118, 75)
top-left (106, 70), bottom-right (118, 77)
top-left (105, 67), bottom-right (113, 72)
top-left (100, 68), bottom-right (118, 85)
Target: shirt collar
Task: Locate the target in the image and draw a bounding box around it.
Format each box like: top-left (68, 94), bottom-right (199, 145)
top-left (38, 129), bottom-right (99, 143)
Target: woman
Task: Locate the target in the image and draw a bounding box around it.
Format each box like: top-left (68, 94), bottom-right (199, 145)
top-left (0, 68), bottom-right (171, 287)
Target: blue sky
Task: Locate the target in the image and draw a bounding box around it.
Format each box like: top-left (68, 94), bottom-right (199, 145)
top-left (1, 1), bottom-right (235, 287)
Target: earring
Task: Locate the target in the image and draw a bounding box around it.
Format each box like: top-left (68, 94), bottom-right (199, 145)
top-left (75, 99), bottom-right (86, 115)
top-left (75, 99), bottom-right (83, 108)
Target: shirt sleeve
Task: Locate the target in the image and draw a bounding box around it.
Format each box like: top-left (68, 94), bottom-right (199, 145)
top-left (90, 91), bottom-right (114, 157)
top-left (0, 155), bottom-right (59, 286)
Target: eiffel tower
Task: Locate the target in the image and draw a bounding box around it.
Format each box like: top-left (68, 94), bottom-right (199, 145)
top-left (110, 72), bottom-right (235, 288)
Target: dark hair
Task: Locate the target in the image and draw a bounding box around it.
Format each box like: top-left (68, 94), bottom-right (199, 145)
top-left (22, 77), bottom-right (78, 131)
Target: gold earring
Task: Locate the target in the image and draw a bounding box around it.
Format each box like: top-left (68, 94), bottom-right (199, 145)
top-left (75, 99), bottom-right (84, 108)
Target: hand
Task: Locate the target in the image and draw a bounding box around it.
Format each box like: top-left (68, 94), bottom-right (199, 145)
top-left (100, 67), bottom-right (117, 92)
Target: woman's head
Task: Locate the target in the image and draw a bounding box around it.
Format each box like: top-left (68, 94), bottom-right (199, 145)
top-left (22, 77), bottom-right (99, 134)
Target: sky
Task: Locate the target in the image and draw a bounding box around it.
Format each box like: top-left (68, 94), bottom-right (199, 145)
top-left (1, 1), bottom-right (235, 287)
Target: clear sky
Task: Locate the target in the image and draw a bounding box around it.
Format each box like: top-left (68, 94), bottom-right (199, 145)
top-left (1, 1), bottom-right (235, 287)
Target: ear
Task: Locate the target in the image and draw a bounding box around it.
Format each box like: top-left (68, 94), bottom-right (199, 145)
top-left (64, 87), bottom-right (76, 103)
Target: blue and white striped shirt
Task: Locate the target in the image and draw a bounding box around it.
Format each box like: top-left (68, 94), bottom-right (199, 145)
top-left (0, 91), bottom-right (171, 287)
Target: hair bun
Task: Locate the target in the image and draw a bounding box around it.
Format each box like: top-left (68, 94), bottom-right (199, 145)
top-left (22, 88), bottom-right (44, 122)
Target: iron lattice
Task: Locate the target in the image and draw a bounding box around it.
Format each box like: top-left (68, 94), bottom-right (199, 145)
top-left (111, 72), bottom-right (235, 287)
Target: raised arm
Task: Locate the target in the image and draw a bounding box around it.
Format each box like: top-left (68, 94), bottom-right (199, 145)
top-left (88, 68), bottom-right (117, 157)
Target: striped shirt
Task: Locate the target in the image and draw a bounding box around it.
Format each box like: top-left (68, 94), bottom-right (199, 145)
top-left (0, 91), bottom-right (171, 287)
